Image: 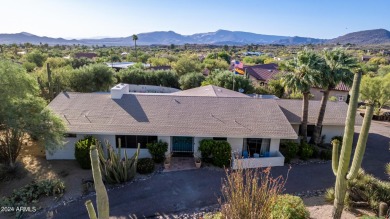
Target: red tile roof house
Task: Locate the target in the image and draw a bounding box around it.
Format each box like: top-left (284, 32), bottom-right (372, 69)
top-left (46, 84), bottom-right (359, 169)
top-left (244, 63), bottom-right (280, 86)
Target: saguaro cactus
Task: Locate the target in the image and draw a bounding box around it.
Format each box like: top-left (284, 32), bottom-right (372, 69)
top-left (331, 70), bottom-right (374, 219)
top-left (85, 146), bottom-right (109, 219)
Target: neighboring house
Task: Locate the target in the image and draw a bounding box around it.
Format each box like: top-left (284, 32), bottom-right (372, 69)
top-left (310, 83), bottom-right (350, 102)
top-left (74, 52), bottom-right (97, 59)
top-left (106, 62), bottom-right (151, 71)
top-left (243, 51), bottom-right (263, 56)
top-left (277, 99), bottom-right (362, 143)
top-left (46, 84), bottom-right (356, 169)
top-left (244, 63), bottom-right (279, 86)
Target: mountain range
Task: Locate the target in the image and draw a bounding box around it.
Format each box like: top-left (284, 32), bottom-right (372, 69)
top-left (0, 29), bottom-right (389, 46)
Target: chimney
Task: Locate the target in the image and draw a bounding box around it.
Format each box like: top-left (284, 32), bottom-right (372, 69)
top-left (111, 83), bottom-right (129, 99)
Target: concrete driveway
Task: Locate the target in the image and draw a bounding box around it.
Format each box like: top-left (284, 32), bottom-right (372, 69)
top-left (31, 121), bottom-right (390, 219)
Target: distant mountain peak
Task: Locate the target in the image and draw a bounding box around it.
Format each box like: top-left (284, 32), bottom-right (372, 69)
top-left (329, 28), bottom-right (390, 45)
top-left (20, 32), bottom-right (35, 36)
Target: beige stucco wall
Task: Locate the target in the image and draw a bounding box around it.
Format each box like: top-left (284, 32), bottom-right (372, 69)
top-left (321, 126), bottom-right (345, 143)
top-left (310, 88), bottom-right (349, 101)
top-left (46, 134), bottom-right (84, 160)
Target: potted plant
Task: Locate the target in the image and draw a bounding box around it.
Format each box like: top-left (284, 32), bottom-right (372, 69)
top-left (195, 157), bottom-right (201, 168)
top-left (164, 157), bottom-right (170, 169)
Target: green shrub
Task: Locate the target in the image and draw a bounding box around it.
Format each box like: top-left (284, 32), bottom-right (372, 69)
top-left (311, 145), bottom-right (320, 158)
top-left (271, 194), bottom-right (309, 219)
top-left (0, 179), bottom-right (65, 218)
top-left (280, 141), bottom-right (299, 163)
top-left (299, 143), bottom-right (314, 160)
top-left (137, 158), bottom-right (155, 174)
top-left (320, 149), bottom-right (332, 160)
top-left (147, 140), bottom-right (168, 163)
top-left (199, 139), bottom-right (215, 162)
top-left (212, 141), bottom-right (232, 168)
top-left (75, 136), bottom-right (97, 169)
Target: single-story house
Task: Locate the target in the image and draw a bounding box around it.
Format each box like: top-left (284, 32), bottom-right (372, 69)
top-left (46, 84), bottom-right (357, 169)
top-left (74, 52), bottom-right (97, 59)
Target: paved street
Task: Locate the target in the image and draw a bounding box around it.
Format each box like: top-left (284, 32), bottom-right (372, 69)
top-left (31, 121), bottom-right (390, 219)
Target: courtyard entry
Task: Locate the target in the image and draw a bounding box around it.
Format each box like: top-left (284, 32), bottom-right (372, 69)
top-left (172, 136), bottom-right (193, 155)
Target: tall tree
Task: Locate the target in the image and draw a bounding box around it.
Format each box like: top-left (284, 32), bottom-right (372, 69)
top-left (0, 60), bottom-right (65, 167)
top-left (310, 48), bottom-right (357, 144)
top-left (132, 34), bottom-right (138, 62)
top-left (281, 49), bottom-right (325, 143)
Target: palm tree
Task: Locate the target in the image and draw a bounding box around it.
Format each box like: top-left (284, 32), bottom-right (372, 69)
top-left (310, 48), bottom-right (357, 145)
top-left (281, 49), bottom-right (325, 143)
top-left (132, 34), bottom-right (138, 62)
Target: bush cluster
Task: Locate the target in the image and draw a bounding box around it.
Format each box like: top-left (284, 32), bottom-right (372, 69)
top-left (198, 139), bottom-right (231, 168)
top-left (0, 179), bottom-right (65, 217)
top-left (137, 158), bottom-right (155, 174)
top-left (320, 149), bottom-right (332, 160)
top-left (325, 169), bottom-right (390, 212)
top-left (280, 141), bottom-right (299, 163)
top-left (299, 143), bottom-right (314, 160)
top-left (147, 140), bottom-right (168, 163)
top-left (271, 194), bottom-right (310, 219)
top-left (75, 135), bottom-right (97, 169)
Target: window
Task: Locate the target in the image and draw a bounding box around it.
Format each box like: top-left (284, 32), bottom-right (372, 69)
top-left (243, 138), bottom-right (270, 157)
top-left (115, 135), bottom-right (158, 149)
top-left (64, 133), bottom-right (77, 138)
top-left (213, 137), bottom-right (227, 141)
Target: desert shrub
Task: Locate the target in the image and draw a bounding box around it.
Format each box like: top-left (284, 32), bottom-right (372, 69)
top-left (147, 140), bottom-right (168, 163)
top-left (280, 141), bottom-right (299, 163)
top-left (75, 136), bottom-right (97, 169)
top-left (325, 169), bottom-right (390, 212)
top-left (271, 194), bottom-right (309, 219)
top-left (311, 145), bottom-right (320, 158)
top-left (198, 139), bottom-right (214, 162)
top-left (137, 158), bottom-right (155, 174)
top-left (299, 143), bottom-right (314, 160)
top-left (0, 179), bottom-right (65, 218)
top-left (97, 141), bottom-right (139, 184)
top-left (320, 149), bottom-right (332, 160)
top-left (220, 167), bottom-right (286, 219)
top-left (212, 141), bottom-right (232, 168)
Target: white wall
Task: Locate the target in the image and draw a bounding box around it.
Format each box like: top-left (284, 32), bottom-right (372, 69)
top-left (227, 138), bottom-right (243, 154)
top-left (232, 151), bottom-right (285, 169)
top-left (193, 137), bottom-right (212, 157)
top-left (322, 125), bottom-right (345, 143)
top-left (46, 135), bottom-right (83, 160)
top-left (269, 139), bottom-right (280, 153)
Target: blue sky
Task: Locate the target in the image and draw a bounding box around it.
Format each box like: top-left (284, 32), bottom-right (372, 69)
top-left (1, 0), bottom-right (389, 39)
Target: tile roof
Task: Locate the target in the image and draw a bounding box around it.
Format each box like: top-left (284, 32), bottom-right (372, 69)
top-left (244, 63), bottom-right (279, 82)
top-left (276, 99), bottom-right (363, 125)
top-left (48, 92), bottom-right (297, 139)
top-left (172, 85), bottom-right (250, 98)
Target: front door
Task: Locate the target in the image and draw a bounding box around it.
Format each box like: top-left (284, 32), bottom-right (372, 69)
top-left (172, 137), bottom-right (193, 153)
